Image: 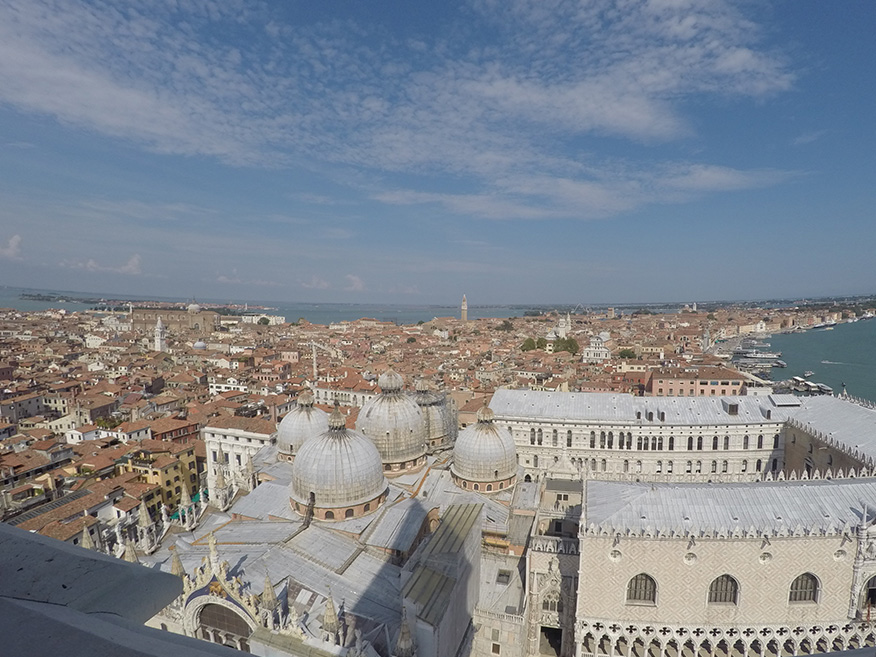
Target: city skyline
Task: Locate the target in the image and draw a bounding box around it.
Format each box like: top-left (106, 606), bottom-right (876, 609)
top-left (0, 1), bottom-right (874, 305)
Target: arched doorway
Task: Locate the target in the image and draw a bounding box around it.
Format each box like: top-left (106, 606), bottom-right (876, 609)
top-left (198, 603), bottom-right (252, 652)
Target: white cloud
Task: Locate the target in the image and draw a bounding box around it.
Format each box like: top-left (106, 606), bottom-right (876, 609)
top-left (0, 235), bottom-right (22, 259)
top-left (301, 275), bottom-right (330, 290)
top-left (61, 253), bottom-right (142, 275)
top-left (344, 274), bottom-right (365, 292)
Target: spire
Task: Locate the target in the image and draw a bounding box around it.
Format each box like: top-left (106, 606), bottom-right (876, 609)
top-left (262, 572), bottom-right (279, 610)
top-left (138, 501), bottom-right (151, 529)
top-left (170, 547), bottom-right (186, 578)
top-left (179, 483), bottom-right (192, 508)
top-left (80, 522), bottom-right (95, 550)
top-left (215, 465), bottom-right (226, 489)
top-left (394, 608), bottom-right (416, 657)
top-left (323, 590), bottom-right (339, 636)
top-left (123, 540), bottom-right (139, 563)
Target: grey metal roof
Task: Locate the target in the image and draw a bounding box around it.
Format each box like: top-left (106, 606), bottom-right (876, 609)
top-left (490, 389), bottom-right (785, 426)
top-left (585, 478), bottom-right (876, 534)
top-left (364, 497), bottom-right (429, 552)
top-left (789, 395), bottom-right (876, 461)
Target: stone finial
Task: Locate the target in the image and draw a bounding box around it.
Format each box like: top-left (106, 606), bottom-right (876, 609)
top-left (180, 483), bottom-right (192, 508)
top-left (323, 589), bottom-right (339, 636)
top-left (170, 547), bottom-right (186, 578)
top-left (80, 522), bottom-right (95, 550)
top-left (208, 531), bottom-right (220, 575)
top-left (262, 572), bottom-right (278, 610)
top-left (138, 501), bottom-right (151, 529)
top-left (393, 607), bottom-right (416, 657)
top-left (123, 540), bottom-right (139, 564)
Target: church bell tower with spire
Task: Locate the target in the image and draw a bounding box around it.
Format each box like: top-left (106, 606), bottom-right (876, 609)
top-left (461, 294), bottom-right (468, 322)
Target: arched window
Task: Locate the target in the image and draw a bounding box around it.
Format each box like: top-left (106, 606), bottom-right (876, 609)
top-left (773, 434), bottom-right (780, 449)
top-left (723, 436), bottom-right (730, 450)
top-left (600, 431), bottom-right (606, 449)
top-left (712, 436), bottom-right (719, 450)
top-left (687, 436), bottom-right (693, 451)
top-left (530, 428), bottom-right (536, 445)
top-left (789, 573), bottom-right (819, 603)
top-left (667, 460), bottom-right (673, 473)
top-left (711, 460), bottom-right (717, 473)
top-left (537, 429), bottom-right (543, 445)
top-left (697, 436), bottom-right (703, 451)
top-left (486, 484), bottom-right (493, 491)
top-left (721, 460), bottom-right (728, 473)
top-left (552, 429), bottom-right (558, 446)
top-left (743, 435), bottom-right (749, 449)
top-left (668, 436), bottom-right (674, 451)
top-left (741, 459), bottom-right (748, 472)
top-left (325, 510), bottom-right (335, 520)
top-left (637, 436), bottom-right (643, 450)
top-left (533, 455), bottom-right (539, 467)
top-left (658, 436), bottom-right (663, 450)
top-left (757, 434), bottom-right (763, 449)
top-left (345, 508), bottom-right (354, 518)
top-left (590, 431), bottom-right (596, 448)
top-left (567, 430), bottom-right (573, 447)
top-left (756, 459), bottom-right (762, 472)
top-left (474, 483), bottom-right (480, 491)
top-left (627, 574), bottom-right (657, 604)
top-left (709, 575), bottom-right (739, 604)
top-left (364, 503), bottom-right (370, 512)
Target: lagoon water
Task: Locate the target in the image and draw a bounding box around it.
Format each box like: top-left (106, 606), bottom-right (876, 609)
top-left (768, 319), bottom-right (876, 402)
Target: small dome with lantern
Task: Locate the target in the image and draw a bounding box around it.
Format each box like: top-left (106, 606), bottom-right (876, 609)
top-left (451, 403), bottom-right (517, 493)
top-left (356, 369), bottom-right (427, 475)
top-left (276, 390), bottom-right (329, 462)
top-left (290, 405), bottom-right (387, 521)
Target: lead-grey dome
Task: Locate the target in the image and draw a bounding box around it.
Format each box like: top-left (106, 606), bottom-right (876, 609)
top-left (356, 369), bottom-right (427, 467)
top-left (290, 407), bottom-right (387, 510)
top-left (451, 404), bottom-right (517, 485)
top-left (277, 390), bottom-right (329, 456)
top-left (414, 379), bottom-right (457, 452)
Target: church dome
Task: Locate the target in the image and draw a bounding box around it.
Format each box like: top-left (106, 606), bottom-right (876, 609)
top-left (187, 302), bottom-right (202, 314)
top-left (414, 379), bottom-right (457, 453)
top-left (192, 340), bottom-right (207, 350)
top-left (290, 406), bottom-right (387, 517)
top-left (277, 390), bottom-right (329, 459)
top-left (451, 404), bottom-right (517, 491)
top-left (356, 369), bottom-right (427, 472)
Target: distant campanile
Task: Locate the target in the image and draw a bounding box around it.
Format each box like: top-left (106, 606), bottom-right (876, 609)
top-left (461, 294), bottom-right (468, 322)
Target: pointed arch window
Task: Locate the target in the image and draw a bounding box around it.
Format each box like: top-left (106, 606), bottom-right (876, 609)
top-left (708, 574), bottom-right (739, 604)
top-left (789, 573), bottom-right (819, 603)
top-left (626, 573), bottom-right (657, 604)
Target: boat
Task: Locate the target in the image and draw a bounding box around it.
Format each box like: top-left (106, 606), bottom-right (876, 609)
top-left (803, 370), bottom-right (814, 378)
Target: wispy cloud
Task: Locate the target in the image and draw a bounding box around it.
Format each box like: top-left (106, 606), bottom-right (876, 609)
top-left (301, 275), bottom-right (330, 290)
top-left (792, 130), bottom-right (828, 146)
top-left (0, 0), bottom-right (796, 223)
top-left (61, 253), bottom-right (142, 275)
top-left (344, 274), bottom-right (365, 292)
top-left (0, 235), bottom-right (22, 259)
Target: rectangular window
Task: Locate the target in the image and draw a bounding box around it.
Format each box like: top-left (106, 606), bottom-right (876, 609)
top-left (492, 644), bottom-right (501, 655)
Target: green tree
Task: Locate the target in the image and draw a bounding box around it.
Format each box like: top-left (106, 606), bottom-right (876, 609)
top-left (406, 337), bottom-right (416, 343)
top-left (498, 319), bottom-right (514, 331)
top-left (618, 348), bottom-right (637, 359)
top-left (521, 337), bottom-right (536, 351)
top-left (553, 337), bottom-right (579, 355)
top-left (257, 317), bottom-right (270, 325)
top-left (536, 337), bottom-right (548, 350)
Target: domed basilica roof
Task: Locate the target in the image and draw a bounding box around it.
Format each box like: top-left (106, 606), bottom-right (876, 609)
top-left (451, 404), bottom-right (517, 483)
top-left (291, 406), bottom-right (386, 510)
top-left (277, 390), bottom-right (329, 455)
top-left (356, 369), bottom-right (426, 465)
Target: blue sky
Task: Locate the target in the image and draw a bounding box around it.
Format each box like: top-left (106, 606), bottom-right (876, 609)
top-left (0, 0), bottom-right (873, 305)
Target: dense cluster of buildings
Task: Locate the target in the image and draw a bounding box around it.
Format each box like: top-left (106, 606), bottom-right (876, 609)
top-left (3, 300), bottom-right (876, 657)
